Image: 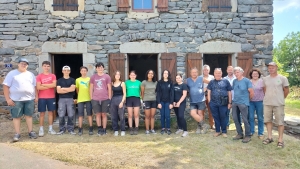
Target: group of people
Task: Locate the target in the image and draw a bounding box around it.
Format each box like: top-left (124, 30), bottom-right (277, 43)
top-left (3, 58), bottom-right (289, 148)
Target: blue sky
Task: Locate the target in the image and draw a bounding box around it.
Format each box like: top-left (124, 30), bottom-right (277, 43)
top-left (273, 0), bottom-right (300, 46)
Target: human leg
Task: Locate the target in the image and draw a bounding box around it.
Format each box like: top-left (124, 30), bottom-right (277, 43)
top-left (248, 101), bottom-right (255, 135)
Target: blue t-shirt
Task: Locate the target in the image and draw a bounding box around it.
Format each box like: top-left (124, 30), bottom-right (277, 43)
top-left (186, 76), bottom-right (205, 103)
top-left (207, 79), bottom-right (232, 105)
top-left (232, 78), bottom-right (252, 106)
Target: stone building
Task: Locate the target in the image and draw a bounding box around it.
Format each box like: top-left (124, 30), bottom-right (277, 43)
top-left (0, 0), bottom-right (273, 109)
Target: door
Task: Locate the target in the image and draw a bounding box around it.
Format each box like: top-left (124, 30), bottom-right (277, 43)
top-left (237, 52), bottom-right (254, 79)
top-left (109, 53), bottom-right (126, 80)
top-left (186, 53), bottom-right (203, 77)
top-left (160, 53), bottom-right (177, 81)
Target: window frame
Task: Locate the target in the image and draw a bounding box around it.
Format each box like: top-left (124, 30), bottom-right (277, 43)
top-left (207, 0), bottom-right (232, 12)
top-left (132, 0), bottom-right (154, 13)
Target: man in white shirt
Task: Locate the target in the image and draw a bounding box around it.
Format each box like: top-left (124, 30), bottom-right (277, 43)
top-left (223, 66), bottom-right (236, 128)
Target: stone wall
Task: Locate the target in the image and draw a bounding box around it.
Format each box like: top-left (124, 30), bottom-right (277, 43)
top-left (0, 0), bottom-right (274, 109)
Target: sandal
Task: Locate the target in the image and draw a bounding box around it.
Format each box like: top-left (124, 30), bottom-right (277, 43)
top-left (263, 138), bottom-right (274, 145)
top-left (213, 132), bottom-right (221, 137)
top-left (277, 142), bottom-right (285, 148)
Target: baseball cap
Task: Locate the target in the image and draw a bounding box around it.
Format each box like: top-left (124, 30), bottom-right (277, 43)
top-left (267, 62), bottom-right (277, 66)
top-left (18, 58), bottom-right (29, 64)
top-left (62, 65), bottom-right (71, 70)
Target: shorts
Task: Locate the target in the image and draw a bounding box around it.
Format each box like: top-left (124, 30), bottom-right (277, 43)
top-left (78, 101), bottom-right (93, 116)
top-left (126, 97), bottom-right (141, 107)
top-left (144, 101), bottom-right (157, 109)
top-left (10, 100), bottom-right (35, 118)
top-left (264, 105), bottom-right (285, 125)
top-left (91, 99), bottom-right (110, 113)
top-left (190, 101), bottom-right (206, 110)
top-left (38, 98), bottom-right (56, 112)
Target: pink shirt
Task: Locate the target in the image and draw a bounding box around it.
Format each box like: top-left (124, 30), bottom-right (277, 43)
top-left (251, 78), bottom-right (264, 101)
top-left (36, 73), bottom-right (56, 99)
top-left (90, 74), bottom-right (111, 101)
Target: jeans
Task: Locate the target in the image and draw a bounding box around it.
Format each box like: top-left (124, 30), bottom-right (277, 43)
top-left (110, 96), bottom-right (125, 131)
top-left (160, 102), bottom-right (171, 129)
top-left (232, 103), bottom-right (251, 136)
top-left (249, 101), bottom-right (264, 136)
top-left (58, 98), bottom-right (75, 132)
top-left (174, 102), bottom-right (187, 131)
top-left (209, 102), bottom-right (228, 133)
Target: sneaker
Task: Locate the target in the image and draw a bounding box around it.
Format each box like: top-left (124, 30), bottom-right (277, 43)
top-left (182, 131), bottom-right (188, 137)
top-left (150, 129), bottom-right (156, 134)
top-left (114, 131), bottom-right (119, 136)
top-left (13, 134), bottom-right (21, 142)
top-left (222, 133), bottom-right (228, 138)
top-left (233, 134), bottom-right (244, 140)
top-left (167, 129), bottom-right (171, 135)
top-left (78, 128), bottom-right (83, 136)
top-left (130, 127), bottom-right (134, 135)
top-left (196, 123), bottom-right (201, 134)
top-left (133, 127), bottom-right (138, 135)
top-left (175, 129), bottom-right (183, 135)
top-left (242, 136), bottom-right (251, 143)
top-left (102, 129), bottom-right (107, 135)
top-left (121, 131), bottom-right (126, 136)
top-left (69, 131), bottom-right (76, 135)
top-left (28, 131), bottom-right (37, 139)
top-left (89, 127), bottom-right (93, 135)
top-left (57, 130), bottom-right (65, 135)
top-left (201, 124), bottom-right (208, 134)
top-left (97, 128), bottom-right (102, 136)
top-left (48, 129), bottom-right (57, 135)
top-left (145, 130), bottom-right (150, 134)
top-left (160, 129), bottom-right (165, 135)
top-left (39, 129), bottom-right (44, 137)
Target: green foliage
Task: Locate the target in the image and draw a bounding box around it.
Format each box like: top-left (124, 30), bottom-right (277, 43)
top-left (274, 32), bottom-right (300, 86)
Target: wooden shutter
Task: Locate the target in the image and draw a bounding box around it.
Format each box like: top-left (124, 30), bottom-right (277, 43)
top-left (202, 0), bottom-right (209, 12)
top-left (186, 53), bottom-right (203, 78)
top-left (53, 0), bottom-right (78, 11)
top-left (208, 0), bottom-right (231, 12)
top-left (161, 53), bottom-right (177, 82)
top-left (157, 0), bottom-right (168, 12)
top-left (237, 52), bottom-right (253, 79)
top-left (118, 0), bottom-right (130, 12)
top-left (109, 53), bottom-right (126, 80)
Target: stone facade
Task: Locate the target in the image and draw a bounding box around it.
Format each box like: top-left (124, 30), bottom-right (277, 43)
top-left (0, 0), bottom-right (274, 109)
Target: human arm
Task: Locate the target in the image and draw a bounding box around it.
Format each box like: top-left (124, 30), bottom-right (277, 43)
top-left (156, 81), bottom-right (162, 109)
top-left (40, 80), bottom-right (57, 88)
top-left (3, 85), bottom-right (14, 106)
top-left (89, 83), bottom-right (94, 100)
top-left (35, 87), bottom-right (38, 103)
top-left (283, 86), bottom-right (289, 98)
top-left (107, 83), bottom-right (112, 100)
top-left (119, 82), bottom-right (126, 108)
top-left (141, 83), bottom-right (145, 100)
top-left (227, 91), bottom-right (232, 109)
top-left (248, 88), bottom-right (254, 100)
top-left (169, 83), bottom-right (174, 109)
top-left (36, 82), bottom-right (50, 90)
top-left (207, 89), bottom-right (211, 103)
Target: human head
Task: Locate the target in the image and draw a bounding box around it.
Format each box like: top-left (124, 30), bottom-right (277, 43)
top-left (214, 68), bottom-right (222, 80)
top-left (233, 67), bottom-right (244, 79)
top-left (161, 69), bottom-right (171, 82)
top-left (190, 67), bottom-right (198, 79)
top-left (95, 62), bottom-right (104, 74)
top-left (18, 58), bottom-right (29, 72)
top-left (267, 62), bottom-right (278, 75)
top-left (249, 68), bottom-right (261, 80)
top-left (227, 66), bottom-right (234, 76)
top-left (62, 65), bottom-right (71, 76)
top-left (203, 65), bottom-right (210, 76)
top-left (175, 73), bottom-right (183, 83)
top-left (42, 61), bottom-right (51, 73)
top-left (113, 70), bottom-right (122, 82)
top-left (129, 70), bottom-right (137, 80)
top-left (145, 69), bottom-right (157, 82)
top-left (80, 66), bottom-right (88, 77)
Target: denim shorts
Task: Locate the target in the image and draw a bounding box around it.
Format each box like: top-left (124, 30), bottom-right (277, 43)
top-left (78, 101), bottom-right (92, 116)
top-left (144, 101), bottom-right (156, 109)
top-left (38, 98), bottom-right (56, 112)
top-left (190, 101), bottom-right (206, 110)
top-left (91, 99), bottom-right (110, 113)
top-left (10, 100), bottom-right (35, 118)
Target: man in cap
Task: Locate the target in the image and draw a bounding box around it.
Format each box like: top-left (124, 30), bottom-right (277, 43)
top-left (262, 62), bottom-right (289, 148)
top-left (3, 58), bottom-right (38, 142)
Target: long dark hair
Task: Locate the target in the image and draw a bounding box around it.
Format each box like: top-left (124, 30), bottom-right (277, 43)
top-left (145, 69), bottom-right (157, 82)
top-left (112, 70), bottom-right (122, 83)
top-left (161, 69), bottom-right (172, 82)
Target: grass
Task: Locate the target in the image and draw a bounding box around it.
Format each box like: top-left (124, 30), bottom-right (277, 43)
top-left (1, 118), bottom-right (300, 169)
top-left (285, 99), bottom-right (300, 117)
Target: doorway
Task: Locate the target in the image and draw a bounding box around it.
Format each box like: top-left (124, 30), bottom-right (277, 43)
top-left (128, 54), bottom-right (158, 81)
top-left (203, 54), bottom-right (231, 77)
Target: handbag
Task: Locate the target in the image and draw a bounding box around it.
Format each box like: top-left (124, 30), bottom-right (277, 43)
top-left (214, 80), bottom-right (228, 106)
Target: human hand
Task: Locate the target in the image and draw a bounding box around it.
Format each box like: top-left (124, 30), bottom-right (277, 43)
top-left (6, 99), bottom-right (15, 106)
top-left (119, 102), bottom-right (123, 108)
top-left (157, 104), bottom-right (162, 109)
top-left (169, 104), bottom-right (173, 109)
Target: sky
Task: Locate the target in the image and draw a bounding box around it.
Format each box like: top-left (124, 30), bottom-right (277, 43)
top-left (273, 0), bottom-right (300, 46)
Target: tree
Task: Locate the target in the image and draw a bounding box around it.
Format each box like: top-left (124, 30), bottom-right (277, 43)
top-left (274, 32), bottom-right (300, 86)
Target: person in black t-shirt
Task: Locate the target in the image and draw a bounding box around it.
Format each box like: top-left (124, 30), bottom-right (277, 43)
top-left (56, 66), bottom-right (76, 135)
top-left (173, 74), bottom-right (188, 137)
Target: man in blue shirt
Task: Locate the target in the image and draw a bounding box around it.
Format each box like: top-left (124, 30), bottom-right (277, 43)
top-left (186, 67), bottom-right (208, 134)
top-left (232, 67), bottom-right (254, 143)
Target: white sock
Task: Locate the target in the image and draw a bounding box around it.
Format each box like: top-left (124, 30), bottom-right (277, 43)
top-left (40, 126), bottom-right (43, 130)
top-left (49, 125), bottom-right (53, 131)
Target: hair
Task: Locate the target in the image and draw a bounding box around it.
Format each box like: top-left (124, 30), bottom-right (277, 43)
top-left (129, 70), bottom-right (137, 80)
top-left (145, 69), bottom-right (157, 82)
top-left (203, 65), bottom-right (210, 70)
top-left (42, 61), bottom-right (51, 66)
top-left (161, 69), bottom-right (172, 82)
top-left (112, 70), bottom-right (122, 82)
top-left (249, 68), bottom-right (262, 79)
top-left (95, 62), bottom-right (104, 68)
top-left (190, 67), bottom-right (198, 72)
top-left (227, 66), bottom-right (234, 69)
top-left (176, 73), bottom-right (183, 79)
top-left (233, 66), bottom-right (244, 73)
top-left (80, 66), bottom-right (88, 71)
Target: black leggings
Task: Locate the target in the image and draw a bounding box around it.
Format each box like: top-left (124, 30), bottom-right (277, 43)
top-left (174, 102), bottom-right (187, 131)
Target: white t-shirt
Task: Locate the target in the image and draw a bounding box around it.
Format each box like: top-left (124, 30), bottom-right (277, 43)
top-left (2, 69), bottom-right (36, 101)
top-left (200, 75), bottom-right (214, 88)
top-left (224, 75), bottom-right (236, 100)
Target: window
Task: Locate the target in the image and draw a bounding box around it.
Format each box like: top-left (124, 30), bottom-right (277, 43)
top-left (208, 0), bottom-right (232, 12)
top-left (132, 0), bottom-right (153, 12)
top-left (52, 0), bottom-right (79, 11)
top-left (118, 0), bottom-right (168, 13)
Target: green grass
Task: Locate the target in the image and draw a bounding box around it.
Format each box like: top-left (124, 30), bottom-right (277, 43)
top-left (285, 99), bottom-right (300, 117)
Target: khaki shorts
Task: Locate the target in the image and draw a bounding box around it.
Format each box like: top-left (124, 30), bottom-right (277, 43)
top-left (264, 105), bottom-right (285, 125)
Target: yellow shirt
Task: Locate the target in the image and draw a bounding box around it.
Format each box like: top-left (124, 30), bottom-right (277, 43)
top-left (76, 77), bottom-right (91, 103)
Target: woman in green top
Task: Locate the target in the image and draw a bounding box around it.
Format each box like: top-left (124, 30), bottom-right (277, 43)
top-left (141, 70), bottom-right (157, 134)
top-left (125, 70), bottom-right (142, 135)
